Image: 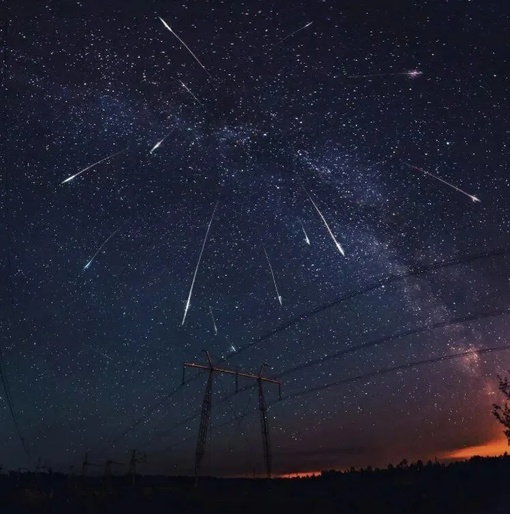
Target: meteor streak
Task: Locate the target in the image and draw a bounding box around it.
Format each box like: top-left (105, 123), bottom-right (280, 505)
top-left (299, 219), bottom-right (311, 245)
top-left (158, 17), bottom-right (212, 78)
top-left (61, 149), bottom-right (125, 184)
top-left (303, 187), bottom-right (345, 256)
top-left (180, 80), bottom-right (203, 106)
top-left (274, 21), bottom-right (313, 46)
top-left (347, 69), bottom-right (423, 79)
top-left (182, 202), bottom-right (219, 326)
top-left (262, 245), bottom-right (282, 305)
top-left (401, 161), bottom-right (481, 203)
top-left (150, 133), bottom-right (172, 154)
top-left (209, 306), bottom-right (218, 335)
top-left (83, 224), bottom-right (125, 271)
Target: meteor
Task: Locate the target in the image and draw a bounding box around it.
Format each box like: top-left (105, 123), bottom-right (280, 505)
top-left (150, 133), bottom-right (172, 154)
top-left (274, 21), bottom-right (313, 47)
top-left (182, 202), bottom-right (219, 326)
top-left (401, 161), bottom-right (481, 203)
top-left (158, 17), bottom-right (212, 78)
top-left (302, 187), bottom-right (345, 256)
top-left (299, 219), bottom-right (311, 245)
top-left (83, 224), bottom-right (126, 271)
top-left (262, 245), bottom-right (282, 306)
top-left (180, 80), bottom-right (204, 106)
top-left (347, 69), bottom-right (423, 79)
top-left (61, 149), bottom-right (126, 184)
top-left (209, 306), bottom-right (218, 335)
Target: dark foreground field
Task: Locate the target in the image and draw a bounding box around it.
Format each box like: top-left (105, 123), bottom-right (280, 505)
top-left (1, 455), bottom-right (509, 514)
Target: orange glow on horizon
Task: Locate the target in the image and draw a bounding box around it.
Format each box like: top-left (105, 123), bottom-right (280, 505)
top-left (273, 437), bottom-right (509, 479)
top-left (442, 435), bottom-right (509, 460)
top-left (278, 471), bottom-right (320, 479)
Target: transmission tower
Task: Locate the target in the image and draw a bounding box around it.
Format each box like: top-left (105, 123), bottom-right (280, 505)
top-left (104, 459), bottom-right (124, 492)
top-left (35, 457), bottom-right (52, 474)
top-left (81, 452), bottom-right (101, 479)
top-left (257, 364), bottom-right (274, 478)
top-left (128, 449), bottom-right (146, 486)
top-left (183, 350), bottom-right (281, 484)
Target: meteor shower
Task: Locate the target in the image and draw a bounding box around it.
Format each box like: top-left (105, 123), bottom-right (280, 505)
top-left (2, 1), bottom-right (510, 513)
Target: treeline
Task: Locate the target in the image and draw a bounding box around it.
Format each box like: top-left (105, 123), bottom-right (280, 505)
top-left (317, 453), bottom-right (510, 478)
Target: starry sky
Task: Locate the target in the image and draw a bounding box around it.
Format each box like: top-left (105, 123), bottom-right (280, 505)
top-left (2, 0), bottom-right (510, 476)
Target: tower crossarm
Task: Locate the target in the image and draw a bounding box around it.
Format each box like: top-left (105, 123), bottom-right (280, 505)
top-left (184, 351), bottom-right (282, 485)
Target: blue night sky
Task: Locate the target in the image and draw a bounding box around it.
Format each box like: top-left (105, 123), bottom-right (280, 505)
top-left (2, 0), bottom-right (510, 475)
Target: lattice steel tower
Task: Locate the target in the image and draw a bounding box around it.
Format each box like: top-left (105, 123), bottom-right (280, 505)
top-left (183, 351), bottom-right (281, 485)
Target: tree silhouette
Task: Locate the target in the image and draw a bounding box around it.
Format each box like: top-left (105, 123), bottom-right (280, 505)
top-left (493, 372), bottom-right (510, 444)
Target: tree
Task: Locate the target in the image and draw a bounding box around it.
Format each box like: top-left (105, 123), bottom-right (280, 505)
top-left (397, 459), bottom-right (408, 469)
top-left (493, 372), bottom-right (510, 444)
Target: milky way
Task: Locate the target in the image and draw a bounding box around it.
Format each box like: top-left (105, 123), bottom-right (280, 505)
top-left (2, 1), bottom-right (510, 476)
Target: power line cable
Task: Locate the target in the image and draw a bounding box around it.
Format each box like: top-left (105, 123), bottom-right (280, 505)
top-left (229, 247), bottom-right (510, 358)
top-left (103, 247), bottom-right (510, 452)
top-left (133, 309), bottom-right (510, 452)
top-left (135, 341), bottom-right (510, 463)
top-left (275, 343), bottom-right (510, 404)
top-left (276, 308), bottom-right (510, 379)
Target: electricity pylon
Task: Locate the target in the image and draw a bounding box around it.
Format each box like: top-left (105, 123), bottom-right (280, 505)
top-left (81, 452), bottom-right (101, 479)
top-left (183, 351), bottom-right (281, 485)
top-left (35, 457), bottom-right (52, 474)
top-left (128, 449), bottom-right (146, 486)
top-left (104, 459), bottom-right (124, 492)
top-left (257, 364), bottom-right (274, 479)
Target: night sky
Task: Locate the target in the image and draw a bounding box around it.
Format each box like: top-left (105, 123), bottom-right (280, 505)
top-left (2, 0), bottom-right (510, 476)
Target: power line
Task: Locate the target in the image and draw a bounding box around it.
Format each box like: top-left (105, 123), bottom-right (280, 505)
top-left (99, 342), bottom-right (217, 453)
top-left (99, 377), bottom-right (196, 454)
top-left (275, 343), bottom-right (510, 404)
top-left (107, 386), bottom-right (183, 448)
top-left (133, 308), bottom-right (510, 452)
top-left (96, 370), bottom-right (202, 457)
top-left (211, 342), bottom-right (510, 434)
top-left (103, 247), bottom-right (509, 452)
top-left (275, 308), bottom-right (510, 379)
top-left (196, 308), bottom-right (510, 410)
top-left (131, 340), bottom-right (510, 466)
top-left (229, 247), bottom-right (510, 358)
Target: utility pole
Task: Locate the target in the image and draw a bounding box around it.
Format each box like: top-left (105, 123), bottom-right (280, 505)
top-left (81, 452), bottom-right (101, 479)
top-left (81, 453), bottom-right (88, 478)
top-left (35, 457), bottom-right (52, 474)
top-left (68, 465), bottom-right (76, 490)
top-left (128, 449), bottom-right (146, 487)
top-left (80, 451), bottom-right (102, 491)
top-left (104, 459), bottom-right (124, 492)
top-left (34, 457), bottom-right (52, 490)
top-left (183, 351), bottom-right (281, 485)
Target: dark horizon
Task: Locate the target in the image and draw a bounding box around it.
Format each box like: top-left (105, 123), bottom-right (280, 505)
top-left (4, 452), bottom-right (510, 481)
